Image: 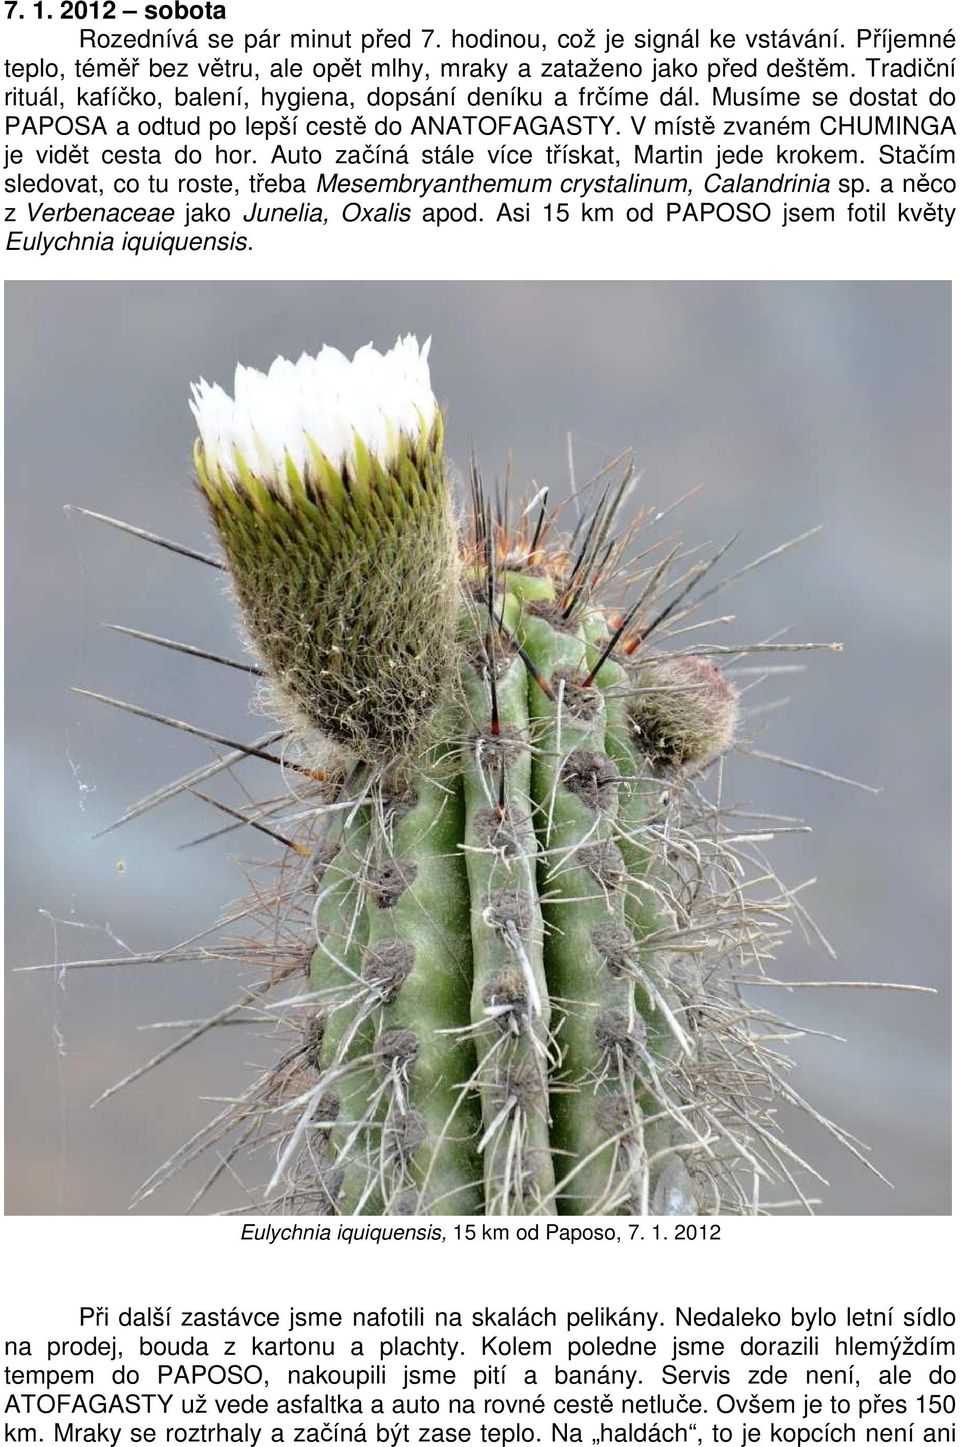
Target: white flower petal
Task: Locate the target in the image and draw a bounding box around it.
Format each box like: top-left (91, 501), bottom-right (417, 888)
top-left (191, 335), bottom-right (436, 491)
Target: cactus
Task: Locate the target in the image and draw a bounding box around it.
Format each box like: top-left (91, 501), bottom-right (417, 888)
top-left (64, 335), bottom-right (911, 1216)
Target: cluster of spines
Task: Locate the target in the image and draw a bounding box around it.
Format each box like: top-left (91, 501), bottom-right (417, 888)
top-left (59, 457), bottom-right (904, 1217)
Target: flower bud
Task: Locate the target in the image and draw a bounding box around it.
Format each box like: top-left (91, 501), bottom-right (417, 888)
top-left (627, 654), bottom-right (737, 773)
top-left (191, 336), bottom-right (459, 763)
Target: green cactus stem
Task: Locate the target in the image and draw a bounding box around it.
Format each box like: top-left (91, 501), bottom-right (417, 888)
top-left (359, 756), bottom-right (484, 1215)
top-left (515, 606), bottom-right (646, 1213)
top-left (459, 606), bottom-right (555, 1214)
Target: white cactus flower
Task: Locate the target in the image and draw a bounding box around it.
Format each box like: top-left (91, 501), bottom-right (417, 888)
top-left (190, 334), bottom-right (436, 491)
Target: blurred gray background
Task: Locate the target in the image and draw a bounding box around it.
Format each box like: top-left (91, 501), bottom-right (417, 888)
top-left (5, 280), bottom-right (951, 1215)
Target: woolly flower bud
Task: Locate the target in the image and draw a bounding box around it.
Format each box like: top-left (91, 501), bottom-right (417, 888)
top-left (191, 335), bottom-right (435, 494)
top-left (192, 336), bottom-right (458, 764)
top-left (628, 654), bottom-right (737, 773)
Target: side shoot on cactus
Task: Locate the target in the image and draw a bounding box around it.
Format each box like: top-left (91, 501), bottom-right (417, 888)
top-left (59, 335), bottom-right (928, 1216)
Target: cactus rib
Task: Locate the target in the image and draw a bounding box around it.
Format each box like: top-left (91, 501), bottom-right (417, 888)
top-left (459, 617), bottom-right (556, 1215)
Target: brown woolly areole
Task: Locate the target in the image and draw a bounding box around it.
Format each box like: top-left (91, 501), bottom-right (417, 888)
top-left (592, 922), bottom-right (638, 977)
top-left (595, 1007), bottom-right (647, 1063)
top-left (485, 886), bottom-right (534, 939)
top-left (367, 859), bottom-right (418, 910)
top-left (474, 805), bottom-right (534, 856)
top-left (473, 722), bottom-right (528, 766)
top-left (561, 748), bottom-right (621, 813)
top-left (374, 1028), bottom-right (420, 1071)
top-left (303, 1014), bottom-right (326, 1066)
top-left (361, 939), bottom-right (416, 1004)
top-left (483, 966), bottom-right (530, 1022)
top-left (377, 778), bottom-right (420, 823)
top-left (576, 839), bottom-right (626, 888)
top-left (553, 670), bottom-right (603, 721)
top-left (496, 1061), bottom-right (546, 1110)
